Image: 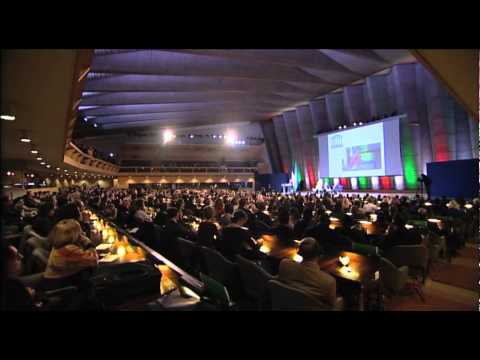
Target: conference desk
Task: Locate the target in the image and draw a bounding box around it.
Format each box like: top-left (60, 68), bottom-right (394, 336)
top-left (86, 210), bottom-right (204, 300)
top-left (318, 251), bottom-right (382, 311)
top-left (259, 233), bottom-right (381, 310)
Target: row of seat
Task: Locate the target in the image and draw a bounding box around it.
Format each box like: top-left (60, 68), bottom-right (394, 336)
top-left (175, 237), bottom-right (344, 310)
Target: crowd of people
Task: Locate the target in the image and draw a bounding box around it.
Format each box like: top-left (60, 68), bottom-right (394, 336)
top-left (1, 185), bottom-right (478, 310)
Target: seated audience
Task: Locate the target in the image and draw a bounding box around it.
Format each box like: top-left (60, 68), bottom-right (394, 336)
top-left (197, 206), bottom-right (220, 249)
top-left (2, 245), bottom-right (36, 310)
top-left (43, 219), bottom-right (98, 290)
top-left (278, 238), bottom-right (337, 309)
top-left (219, 210), bottom-right (257, 261)
top-left (32, 202), bottom-right (55, 238)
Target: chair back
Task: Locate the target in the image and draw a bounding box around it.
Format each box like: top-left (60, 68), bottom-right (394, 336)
top-left (19, 225), bottom-right (34, 253)
top-left (236, 255), bottom-right (274, 300)
top-left (385, 245), bottom-right (428, 270)
top-left (200, 246), bottom-right (242, 300)
top-left (200, 246), bottom-right (236, 283)
top-left (32, 248), bottom-right (50, 273)
top-left (177, 237), bottom-right (199, 274)
top-left (379, 257), bottom-right (408, 294)
top-left (200, 272), bottom-right (233, 308)
top-left (267, 280), bottom-right (331, 311)
top-left (385, 245), bottom-right (429, 282)
top-left (352, 242), bottom-right (379, 257)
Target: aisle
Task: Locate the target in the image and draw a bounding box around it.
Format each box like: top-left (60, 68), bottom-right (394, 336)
top-left (384, 243), bottom-right (477, 311)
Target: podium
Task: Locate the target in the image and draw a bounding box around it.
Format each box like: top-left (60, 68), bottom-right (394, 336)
top-left (281, 183), bottom-right (294, 194)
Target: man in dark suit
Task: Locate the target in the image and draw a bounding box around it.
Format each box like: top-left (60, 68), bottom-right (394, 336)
top-left (161, 207), bottom-right (194, 262)
top-left (419, 173), bottom-right (432, 199)
top-left (304, 214), bottom-right (347, 253)
top-left (254, 202), bottom-right (273, 226)
top-left (219, 210), bottom-right (258, 261)
top-left (277, 238), bottom-right (337, 309)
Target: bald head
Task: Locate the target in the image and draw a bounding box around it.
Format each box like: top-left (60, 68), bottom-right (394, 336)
top-left (298, 237), bottom-right (320, 261)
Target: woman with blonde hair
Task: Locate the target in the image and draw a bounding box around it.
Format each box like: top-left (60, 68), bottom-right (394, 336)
top-left (43, 219), bottom-right (98, 290)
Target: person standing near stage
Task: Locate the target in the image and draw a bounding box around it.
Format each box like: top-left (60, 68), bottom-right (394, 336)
top-left (419, 173), bottom-right (432, 199)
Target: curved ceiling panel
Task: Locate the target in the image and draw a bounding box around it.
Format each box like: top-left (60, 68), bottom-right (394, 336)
top-left (78, 49), bottom-right (414, 136)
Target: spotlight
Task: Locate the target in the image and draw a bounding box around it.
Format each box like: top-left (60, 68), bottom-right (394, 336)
top-left (359, 122), bottom-right (363, 126)
top-left (20, 137), bottom-right (31, 143)
top-left (36, 157), bottom-right (43, 161)
top-left (343, 125), bottom-right (347, 129)
top-left (64, 169), bottom-right (68, 172)
top-left (109, 153), bottom-right (114, 157)
top-left (225, 130), bottom-right (237, 145)
top-left (30, 149), bottom-right (39, 154)
top-left (218, 134), bottom-right (223, 139)
top-left (338, 126), bottom-right (342, 130)
top-left (40, 162), bottom-right (46, 165)
top-left (212, 134), bottom-right (217, 139)
top-left (1, 114), bottom-right (15, 121)
top-left (188, 134), bottom-right (194, 139)
top-left (83, 117), bottom-right (88, 122)
top-left (46, 165), bottom-right (51, 168)
top-left (30, 174), bottom-right (35, 178)
top-left (353, 122), bottom-right (357, 126)
top-left (93, 123), bottom-right (98, 128)
top-left (6, 171), bottom-right (11, 176)
top-left (56, 167), bottom-right (60, 171)
top-left (163, 129), bottom-right (175, 144)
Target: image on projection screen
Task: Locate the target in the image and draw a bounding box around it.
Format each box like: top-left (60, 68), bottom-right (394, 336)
top-left (328, 122), bottom-right (386, 177)
top-left (342, 143), bottom-right (382, 171)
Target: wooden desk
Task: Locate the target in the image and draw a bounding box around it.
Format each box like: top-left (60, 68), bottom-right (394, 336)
top-left (318, 251), bottom-right (379, 284)
top-left (259, 234), bottom-right (300, 261)
top-left (318, 251), bottom-right (381, 310)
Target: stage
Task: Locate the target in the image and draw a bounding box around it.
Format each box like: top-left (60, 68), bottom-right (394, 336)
top-left (293, 189), bottom-right (424, 199)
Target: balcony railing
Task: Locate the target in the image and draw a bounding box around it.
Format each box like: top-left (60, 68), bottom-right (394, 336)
top-left (64, 142), bottom-right (120, 175)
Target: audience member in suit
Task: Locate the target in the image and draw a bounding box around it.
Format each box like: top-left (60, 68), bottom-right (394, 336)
top-left (32, 202), bottom-right (55, 238)
top-left (293, 208), bottom-right (313, 239)
top-left (116, 198), bottom-right (131, 229)
top-left (162, 207), bottom-right (194, 262)
top-left (197, 206), bottom-right (220, 249)
top-left (22, 191), bottom-right (39, 209)
top-left (381, 216), bottom-right (411, 251)
top-left (219, 210), bottom-right (257, 261)
top-left (219, 203), bottom-right (234, 227)
top-left (304, 214), bottom-right (341, 253)
top-left (1, 245), bottom-right (36, 311)
top-left (254, 202), bottom-right (273, 226)
top-left (341, 216), bottom-right (367, 244)
top-left (277, 238), bottom-right (337, 309)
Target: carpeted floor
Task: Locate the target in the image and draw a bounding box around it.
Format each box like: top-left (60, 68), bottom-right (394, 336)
top-left (384, 243), bottom-right (477, 311)
top-left (430, 263), bottom-right (477, 292)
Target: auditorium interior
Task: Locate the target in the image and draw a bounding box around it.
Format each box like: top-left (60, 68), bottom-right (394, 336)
top-left (1, 49), bottom-right (478, 311)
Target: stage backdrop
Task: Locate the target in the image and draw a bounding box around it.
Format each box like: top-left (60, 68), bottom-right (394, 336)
top-left (255, 173), bottom-right (289, 192)
top-left (427, 159), bottom-right (479, 199)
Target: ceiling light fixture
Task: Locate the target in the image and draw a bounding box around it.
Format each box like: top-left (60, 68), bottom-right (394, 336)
top-left (1, 114), bottom-right (15, 121)
top-left (40, 162), bottom-right (46, 165)
top-left (163, 129), bottom-right (175, 144)
top-left (20, 137), bottom-right (31, 143)
top-left (36, 157), bottom-right (43, 161)
top-left (225, 130), bottom-right (237, 146)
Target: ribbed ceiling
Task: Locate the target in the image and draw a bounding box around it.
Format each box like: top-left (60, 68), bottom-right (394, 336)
top-left (79, 49), bottom-right (416, 132)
